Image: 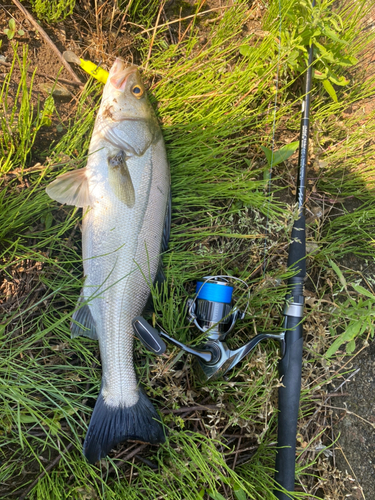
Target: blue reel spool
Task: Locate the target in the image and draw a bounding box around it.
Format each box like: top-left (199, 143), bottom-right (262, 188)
top-left (189, 277), bottom-right (240, 336)
top-left (195, 280), bottom-right (234, 304)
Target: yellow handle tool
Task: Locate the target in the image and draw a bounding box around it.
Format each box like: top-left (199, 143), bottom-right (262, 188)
top-left (63, 51), bottom-right (109, 84)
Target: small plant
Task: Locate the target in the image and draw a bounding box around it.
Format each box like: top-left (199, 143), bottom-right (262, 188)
top-left (241, 0), bottom-right (361, 102)
top-left (261, 141), bottom-right (300, 169)
top-left (29, 0), bottom-right (75, 23)
top-left (4, 18), bottom-right (25, 40)
top-left (325, 261), bottom-right (375, 358)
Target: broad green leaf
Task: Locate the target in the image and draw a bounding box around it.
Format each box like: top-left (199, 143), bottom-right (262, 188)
top-left (9, 18), bottom-right (16, 30)
top-left (261, 146), bottom-right (272, 166)
top-left (329, 260), bottom-right (346, 288)
top-left (18, 29), bottom-right (25, 36)
top-left (326, 335), bottom-right (347, 358)
top-left (330, 16), bottom-right (343, 32)
top-left (314, 41), bottom-right (328, 55)
top-left (326, 318), bottom-right (365, 358)
top-left (323, 26), bottom-right (348, 45)
top-left (19, 414), bottom-right (39, 423)
top-left (352, 284), bottom-right (375, 301)
top-left (4, 28), bottom-right (15, 40)
top-left (348, 56), bottom-right (359, 65)
top-left (261, 142), bottom-right (299, 168)
top-left (44, 211), bottom-right (53, 230)
top-left (208, 491), bottom-right (227, 500)
top-left (234, 486), bottom-right (247, 500)
top-left (263, 168), bottom-right (271, 182)
top-left (313, 69), bottom-right (328, 80)
top-left (328, 73), bottom-right (349, 86)
top-left (342, 320), bottom-right (362, 342)
top-left (240, 45), bottom-right (251, 57)
top-left (346, 339), bottom-right (356, 354)
top-left (323, 79), bottom-right (338, 102)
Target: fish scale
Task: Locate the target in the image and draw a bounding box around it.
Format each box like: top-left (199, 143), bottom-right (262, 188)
top-left (46, 59), bottom-right (169, 462)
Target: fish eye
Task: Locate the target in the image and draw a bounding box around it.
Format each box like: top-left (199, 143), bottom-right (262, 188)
top-left (131, 85), bottom-right (144, 98)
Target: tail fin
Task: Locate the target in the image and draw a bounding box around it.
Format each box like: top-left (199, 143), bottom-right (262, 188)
top-left (83, 389), bottom-right (165, 463)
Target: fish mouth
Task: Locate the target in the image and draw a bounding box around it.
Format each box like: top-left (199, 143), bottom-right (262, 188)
top-left (109, 58), bottom-right (137, 91)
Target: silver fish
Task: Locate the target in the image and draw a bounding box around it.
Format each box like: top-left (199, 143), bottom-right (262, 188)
top-left (46, 59), bottom-right (170, 462)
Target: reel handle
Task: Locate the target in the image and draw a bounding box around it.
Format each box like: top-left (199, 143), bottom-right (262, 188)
top-left (132, 316), bottom-right (213, 363)
top-left (133, 317), bottom-right (285, 381)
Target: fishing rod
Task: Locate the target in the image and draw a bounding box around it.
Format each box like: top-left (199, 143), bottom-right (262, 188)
top-left (274, 35), bottom-right (314, 500)
top-left (132, 13), bottom-right (314, 500)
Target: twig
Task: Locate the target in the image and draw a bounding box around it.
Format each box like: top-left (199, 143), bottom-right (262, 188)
top-left (231, 428), bottom-right (244, 469)
top-left (10, 0), bottom-right (82, 85)
top-left (18, 443), bottom-right (73, 500)
top-left (145, 1), bottom-right (165, 71)
top-left (302, 369), bottom-right (360, 433)
top-left (134, 454), bottom-right (158, 469)
top-left (162, 7), bottom-right (176, 45)
top-left (331, 413), bottom-right (336, 469)
top-left (0, 286), bottom-right (46, 309)
top-left (139, 6), bottom-right (233, 35)
top-left (0, 59), bottom-right (82, 87)
top-left (0, 160), bottom-right (76, 181)
top-left (313, 345), bottom-right (368, 387)
top-left (161, 404), bottom-right (221, 414)
top-left (249, 243), bottom-right (289, 279)
top-left (115, 0), bottom-right (132, 39)
top-left (331, 442), bottom-right (366, 500)
top-left (225, 444), bottom-right (258, 456)
top-left (114, 443), bottom-right (146, 461)
top-left (325, 404), bottom-right (375, 429)
top-left (106, 444), bottom-right (147, 476)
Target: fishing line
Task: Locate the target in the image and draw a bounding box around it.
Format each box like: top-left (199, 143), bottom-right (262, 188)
top-left (263, 0), bottom-right (283, 275)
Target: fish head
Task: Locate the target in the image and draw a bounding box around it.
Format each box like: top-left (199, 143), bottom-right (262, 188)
top-left (99, 59), bottom-right (153, 122)
top-left (95, 58), bottom-right (161, 156)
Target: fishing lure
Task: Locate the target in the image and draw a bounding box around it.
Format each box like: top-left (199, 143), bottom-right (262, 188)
top-left (63, 50), bottom-right (109, 84)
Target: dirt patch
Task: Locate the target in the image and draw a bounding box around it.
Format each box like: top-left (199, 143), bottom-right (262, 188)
top-left (333, 341), bottom-right (375, 499)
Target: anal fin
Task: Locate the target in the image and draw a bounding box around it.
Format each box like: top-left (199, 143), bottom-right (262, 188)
top-left (71, 300), bottom-right (98, 340)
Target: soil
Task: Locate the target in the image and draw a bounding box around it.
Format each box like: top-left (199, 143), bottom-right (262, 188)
top-left (333, 341), bottom-right (375, 500)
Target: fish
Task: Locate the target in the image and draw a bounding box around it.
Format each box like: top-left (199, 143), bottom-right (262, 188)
top-left (46, 58), bottom-right (170, 463)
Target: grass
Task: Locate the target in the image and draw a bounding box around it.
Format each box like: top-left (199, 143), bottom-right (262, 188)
top-left (1, 0), bottom-right (375, 498)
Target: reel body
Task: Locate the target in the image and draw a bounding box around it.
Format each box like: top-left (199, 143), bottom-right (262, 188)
top-left (133, 276), bottom-right (284, 381)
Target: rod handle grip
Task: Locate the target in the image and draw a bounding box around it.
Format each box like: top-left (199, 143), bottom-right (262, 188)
top-left (274, 316), bottom-right (303, 499)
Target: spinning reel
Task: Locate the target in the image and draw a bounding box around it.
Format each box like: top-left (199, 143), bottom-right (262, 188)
top-left (132, 276), bottom-right (285, 381)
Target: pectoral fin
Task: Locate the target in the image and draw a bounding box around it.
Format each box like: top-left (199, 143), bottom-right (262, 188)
top-left (108, 151), bottom-right (135, 208)
top-left (46, 168), bottom-right (91, 207)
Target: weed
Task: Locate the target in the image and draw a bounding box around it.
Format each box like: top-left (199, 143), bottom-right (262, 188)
top-left (28, 0), bottom-right (76, 23)
top-left (3, 19), bottom-right (25, 40)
